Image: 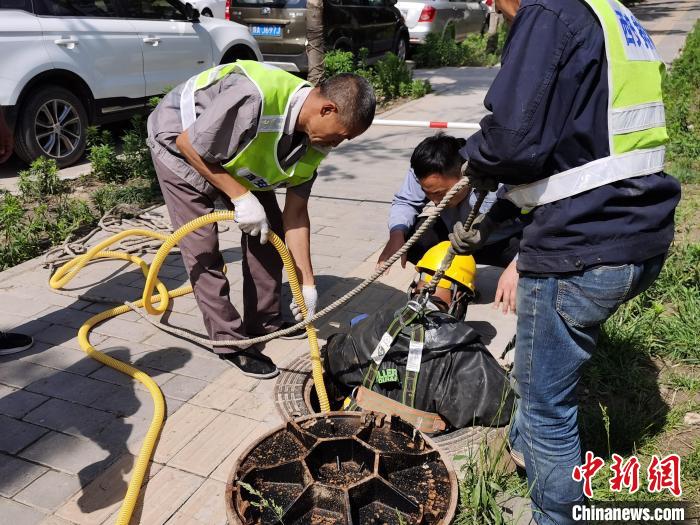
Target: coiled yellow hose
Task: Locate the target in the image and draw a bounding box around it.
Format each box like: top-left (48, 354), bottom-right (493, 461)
top-left (49, 210), bottom-right (329, 525)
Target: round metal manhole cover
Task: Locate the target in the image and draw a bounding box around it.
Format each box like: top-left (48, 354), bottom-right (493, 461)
top-left (225, 412), bottom-right (459, 524)
top-left (273, 357), bottom-right (501, 461)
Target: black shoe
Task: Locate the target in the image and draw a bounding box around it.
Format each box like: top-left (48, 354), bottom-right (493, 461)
top-left (219, 346), bottom-right (279, 379)
top-left (0, 332), bottom-right (34, 356)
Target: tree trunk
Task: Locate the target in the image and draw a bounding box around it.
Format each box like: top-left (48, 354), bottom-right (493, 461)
top-left (306, 0), bottom-right (324, 86)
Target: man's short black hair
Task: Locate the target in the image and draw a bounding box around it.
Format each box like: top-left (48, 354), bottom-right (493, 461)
top-left (410, 133), bottom-right (467, 179)
top-left (319, 74), bottom-right (376, 131)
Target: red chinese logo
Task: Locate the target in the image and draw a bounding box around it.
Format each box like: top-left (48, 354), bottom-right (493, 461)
top-left (572, 452), bottom-right (682, 498)
top-left (647, 454), bottom-right (682, 497)
top-left (572, 451), bottom-right (605, 498)
top-left (609, 454), bottom-right (641, 493)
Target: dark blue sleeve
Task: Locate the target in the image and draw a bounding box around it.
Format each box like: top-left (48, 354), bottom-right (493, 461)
top-left (465, 4), bottom-right (577, 185)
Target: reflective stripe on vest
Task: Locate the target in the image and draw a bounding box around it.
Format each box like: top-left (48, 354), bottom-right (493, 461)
top-left (504, 0), bottom-right (667, 211)
top-left (178, 60), bottom-right (326, 191)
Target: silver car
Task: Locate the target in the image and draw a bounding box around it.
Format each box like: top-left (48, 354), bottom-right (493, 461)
top-left (396, 0), bottom-right (487, 44)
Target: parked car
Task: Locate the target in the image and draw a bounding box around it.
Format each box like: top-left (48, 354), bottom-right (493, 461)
top-left (0, 0), bottom-right (262, 168)
top-left (190, 0), bottom-right (228, 18)
top-left (227, 0), bottom-right (409, 73)
top-left (395, 0), bottom-right (487, 45)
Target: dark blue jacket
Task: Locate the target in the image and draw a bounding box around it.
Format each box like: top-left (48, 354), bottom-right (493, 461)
top-left (465, 0), bottom-right (681, 275)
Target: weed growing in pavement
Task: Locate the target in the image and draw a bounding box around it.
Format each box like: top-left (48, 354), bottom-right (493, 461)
top-left (237, 480), bottom-right (286, 523)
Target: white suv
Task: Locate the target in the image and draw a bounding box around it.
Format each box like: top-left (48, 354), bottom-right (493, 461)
top-left (0, 0), bottom-right (262, 167)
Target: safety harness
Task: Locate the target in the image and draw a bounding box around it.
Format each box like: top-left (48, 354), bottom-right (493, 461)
top-left (344, 300), bottom-right (449, 433)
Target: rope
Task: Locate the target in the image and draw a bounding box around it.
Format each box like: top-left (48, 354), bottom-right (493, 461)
top-left (124, 176), bottom-right (474, 346)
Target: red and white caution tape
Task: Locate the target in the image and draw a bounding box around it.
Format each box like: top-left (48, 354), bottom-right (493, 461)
top-left (372, 119), bottom-right (480, 130)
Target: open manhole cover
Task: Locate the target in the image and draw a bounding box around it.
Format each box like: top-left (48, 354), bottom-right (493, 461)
top-left (226, 412), bottom-right (458, 524)
top-left (273, 356), bottom-right (502, 460)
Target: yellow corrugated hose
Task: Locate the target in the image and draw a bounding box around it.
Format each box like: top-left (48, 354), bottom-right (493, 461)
top-left (49, 210), bottom-right (329, 525)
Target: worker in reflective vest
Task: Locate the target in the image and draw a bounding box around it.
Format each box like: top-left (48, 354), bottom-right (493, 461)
top-left (449, 0), bottom-right (681, 523)
top-left (147, 61), bottom-right (376, 379)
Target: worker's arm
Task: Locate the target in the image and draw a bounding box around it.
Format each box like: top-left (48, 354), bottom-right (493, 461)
top-left (175, 131), bottom-right (248, 199)
top-left (283, 190), bottom-right (314, 286)
top-left (464, 4), bottom-right (585, 185)
top-left (377, 169), bottom-right (428, 270)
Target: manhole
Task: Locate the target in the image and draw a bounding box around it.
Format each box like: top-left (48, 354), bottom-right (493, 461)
top-left (225, 412), bottom-right (458, 524)
top-left (273, 356), bottom-right (501, 460)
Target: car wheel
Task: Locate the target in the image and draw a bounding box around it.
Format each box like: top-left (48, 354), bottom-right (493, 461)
top-left (395, 35), bottom-right (408, 61)
top-left (201, 8), bottom-right (213, 16)
top-left (15, 86), bottom-right (88, 168)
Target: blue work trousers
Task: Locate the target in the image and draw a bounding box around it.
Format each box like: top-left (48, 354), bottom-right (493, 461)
top-left (509, 254), bottom-right (666, 524)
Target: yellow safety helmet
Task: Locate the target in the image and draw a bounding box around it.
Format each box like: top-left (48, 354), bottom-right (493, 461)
top-left (415, 241), bottom-right (477, 293)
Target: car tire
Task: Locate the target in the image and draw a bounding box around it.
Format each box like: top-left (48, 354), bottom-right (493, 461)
top-left (201, 8), bottom-right (213, 16)
top-left (395, 34), bottom-right (408, 61)
top-left (15, 86), bottom-right (88, 168)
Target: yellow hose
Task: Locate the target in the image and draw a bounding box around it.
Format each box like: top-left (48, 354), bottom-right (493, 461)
top-left (49, 210), bottom-right (329, 525)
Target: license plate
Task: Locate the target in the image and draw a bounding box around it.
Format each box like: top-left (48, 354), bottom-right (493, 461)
top-left (250, 24), bottom-right (282, 37)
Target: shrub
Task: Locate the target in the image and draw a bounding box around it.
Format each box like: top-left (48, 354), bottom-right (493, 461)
top-left (324, 50), bottom-right (355, 77)
top-left (86, 126), bottom-right (113, 149)
top-left (414, 26), bottom-right (507, 68)
top-left (17, 157), bottom-right (64, 199)
top-left (322, 48), bottom-right (431, 104)
top-left (46, 197), bottom-right (97, 243)
top-left (88, 143), bottom-right (123, 183)
top-left (121, 115), bottom-right (156, 182)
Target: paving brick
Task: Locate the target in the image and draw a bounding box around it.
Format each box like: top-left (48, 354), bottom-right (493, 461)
top-left (88, 364), bottom-right (173, 391)
top-left (152, 404), bottom-right (218, 464)
top-left (105, 466), bottom-right (203, 525)
top-left (19, 344), bottom-right (102, 377)
top-left (164, 478), bottom-right (227, 525)
top-left (92, 386), bottom-right (183, 420)
top-left (0, 361), bottom-right (55, 389)
top-left (225, 389), bottom-right (275, 422)
top-left (140, 331), bottom-right (212, 361)
top-left (38, 515), bottom-right (75, 525)
top-left (159, 374), bottom-right (207, 402)
top-left (209, 420), bottom-right (269, 482)
top-left (19, 432), bottom-right (112, 480)
top-left (188, 369), bottom-right (258, 411)
top-left (90, 317), bottom-right (158, 343)
top-left (32, 324), bottom-right (106, 351)
top-left (168, 413), bottom-right (258, 477)
top-left (32, 306), bottom-right (95, 330)
top-left (134, 345), bottom-right (228, 382)
top-left (0, 296), bottom-right (54, 317)
top-left (0, 385), bottom-right (48, 419)
top-left (0, 415), bottom-right (48, 454)
top-left (24, 399), bottom-right (116, 439)
top-left (15, 470), bottom-right (82, 512)
top-left (56, 454), bottom-right (162, 525)
top-left (0, 314), bottom-right (53, 337)
top-left (0, 497), bottom-right (45, 525)
top-left (0, 454), bottom-right (48, 497)
top-left (25, 372), bottom-right (122, 407)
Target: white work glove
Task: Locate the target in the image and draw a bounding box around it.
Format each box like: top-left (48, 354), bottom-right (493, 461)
top-left (232, 191), bottom-right (269, 244)
top-left (290, 285), bottom-right (318, 322)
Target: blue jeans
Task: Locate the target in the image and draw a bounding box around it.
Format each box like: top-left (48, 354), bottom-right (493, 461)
top-left (508, 254), bottom-right (666, 525)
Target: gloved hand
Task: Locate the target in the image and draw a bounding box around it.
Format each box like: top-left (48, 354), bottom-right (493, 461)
top-left (290, 285), bottom-right (318, 322)
top-left (449, 213), bottom-right (496, 254)
top-left (232, 191), bottom-right (269, 244)
top-left (463, 165), bottom-right (498, 193)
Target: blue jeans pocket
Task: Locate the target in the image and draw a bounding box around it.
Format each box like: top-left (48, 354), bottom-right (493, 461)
top-left (555, 264), bottom-right (635, 328)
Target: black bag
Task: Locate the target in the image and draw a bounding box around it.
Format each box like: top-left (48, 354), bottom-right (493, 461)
top-left (323, 309), bottom-right (514, 429)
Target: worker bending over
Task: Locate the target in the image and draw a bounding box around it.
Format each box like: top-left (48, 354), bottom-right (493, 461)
top-left (377, 133), bottom-right (523, 313)
top-left (324, 242), bottom-right (514, 433)
top-left (147, 61), bottom-right (376, 379)
top-left (449, 0), bottom-right (681, 522)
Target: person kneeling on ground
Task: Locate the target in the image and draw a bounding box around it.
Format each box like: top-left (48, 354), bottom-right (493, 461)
top-left (323, 242), bottom-right (514, 433)
top-left (377, 133), bottom-right (523, 313)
